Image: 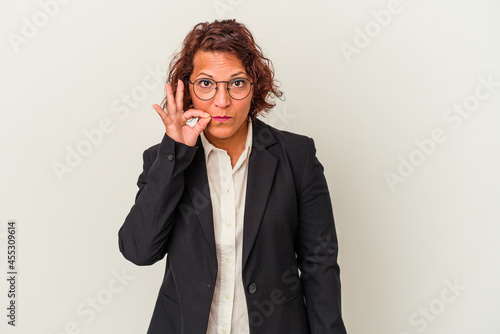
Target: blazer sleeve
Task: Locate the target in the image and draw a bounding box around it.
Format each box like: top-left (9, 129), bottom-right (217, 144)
top-left (118, 133), bottom-right (198, 266)
top-left (295, 138), bottom-right (347, 333)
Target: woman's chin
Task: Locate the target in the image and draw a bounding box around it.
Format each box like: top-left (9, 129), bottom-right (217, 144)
top-left (204, 126), bottom-right (234, 141)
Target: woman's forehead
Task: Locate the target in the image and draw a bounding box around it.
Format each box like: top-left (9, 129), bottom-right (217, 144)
top-left (192, 51), bottom-right (246, 76)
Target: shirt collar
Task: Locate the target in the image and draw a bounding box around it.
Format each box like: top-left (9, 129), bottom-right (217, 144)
top-left (200, 118), bottom-right (253, 163)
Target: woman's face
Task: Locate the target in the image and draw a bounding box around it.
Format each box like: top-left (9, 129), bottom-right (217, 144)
top-left (189, 51), bottom-right (253, 145)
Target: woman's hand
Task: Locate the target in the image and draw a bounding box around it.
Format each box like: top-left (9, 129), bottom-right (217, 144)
top-left (152, 80), bottom-right (211, 147)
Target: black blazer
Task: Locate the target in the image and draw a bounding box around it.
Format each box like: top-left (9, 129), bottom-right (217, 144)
top-left (119, 119), bottom-right (347, 334)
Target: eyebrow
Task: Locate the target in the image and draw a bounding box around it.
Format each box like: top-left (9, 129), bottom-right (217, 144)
top-left (195, 71), bottom-right (247, 79)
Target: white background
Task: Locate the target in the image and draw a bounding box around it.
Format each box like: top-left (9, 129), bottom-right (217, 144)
top-left (1, 0), bottom-right (500, 333)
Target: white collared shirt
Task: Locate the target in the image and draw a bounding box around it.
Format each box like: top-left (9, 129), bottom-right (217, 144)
top-left (201, 121), bottom-right (252, 334)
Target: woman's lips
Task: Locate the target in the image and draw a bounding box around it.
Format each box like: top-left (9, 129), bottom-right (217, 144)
top-left (212, 116), bottom-right (231, 122)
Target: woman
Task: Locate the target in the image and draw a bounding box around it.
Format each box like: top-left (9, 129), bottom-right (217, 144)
top-left (119, 19), bottom-right (347, 334)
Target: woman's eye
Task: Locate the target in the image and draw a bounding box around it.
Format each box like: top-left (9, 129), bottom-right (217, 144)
top-left (230, 79), bottom-right (246, 88)
top-left (198, 80), bottom-right (213, 88)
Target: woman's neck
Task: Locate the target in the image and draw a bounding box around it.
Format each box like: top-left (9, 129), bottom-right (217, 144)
top-left (204, 120), bottom-right (249, 168)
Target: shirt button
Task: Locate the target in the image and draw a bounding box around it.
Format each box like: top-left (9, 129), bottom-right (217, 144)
top-left (167, 153), bottom-right (174, 161)
top-left (225, 294), bottom-right (230, 299)
top-left (222, 330), bottom-right (227, 334)
top-left (225, 257), bottom-right (231, 262)
top-left (248, 283), bottom-right (257, 294)
top-left (226, 222), bottom-right (231, 228)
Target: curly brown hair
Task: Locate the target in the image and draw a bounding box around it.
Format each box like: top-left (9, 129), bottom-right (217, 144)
top-left (160, 19), bottom-right (283, 120)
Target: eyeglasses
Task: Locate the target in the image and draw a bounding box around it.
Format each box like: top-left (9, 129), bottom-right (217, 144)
top-left (188, 77), bottom-right (253, 101)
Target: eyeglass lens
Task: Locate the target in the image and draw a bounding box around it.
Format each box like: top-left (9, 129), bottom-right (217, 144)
top-left (192, 78), bottom-right (252, 100)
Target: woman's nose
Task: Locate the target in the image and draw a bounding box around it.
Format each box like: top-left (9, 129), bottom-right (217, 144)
top-left (213, 86), bottom-right (231, 108)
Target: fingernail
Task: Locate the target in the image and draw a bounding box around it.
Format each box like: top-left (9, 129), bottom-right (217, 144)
top-left (204, 112), bottom-right (211, 118)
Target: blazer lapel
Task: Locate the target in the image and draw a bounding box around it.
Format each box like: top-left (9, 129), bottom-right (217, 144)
top-left (184, 139), bottom-right (216, 257)
top-left (242, 120), bottom-right (278, 269)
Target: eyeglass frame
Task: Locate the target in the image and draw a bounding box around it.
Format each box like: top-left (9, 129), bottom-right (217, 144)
top-left (188, 77), bottom-right (254, 101)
